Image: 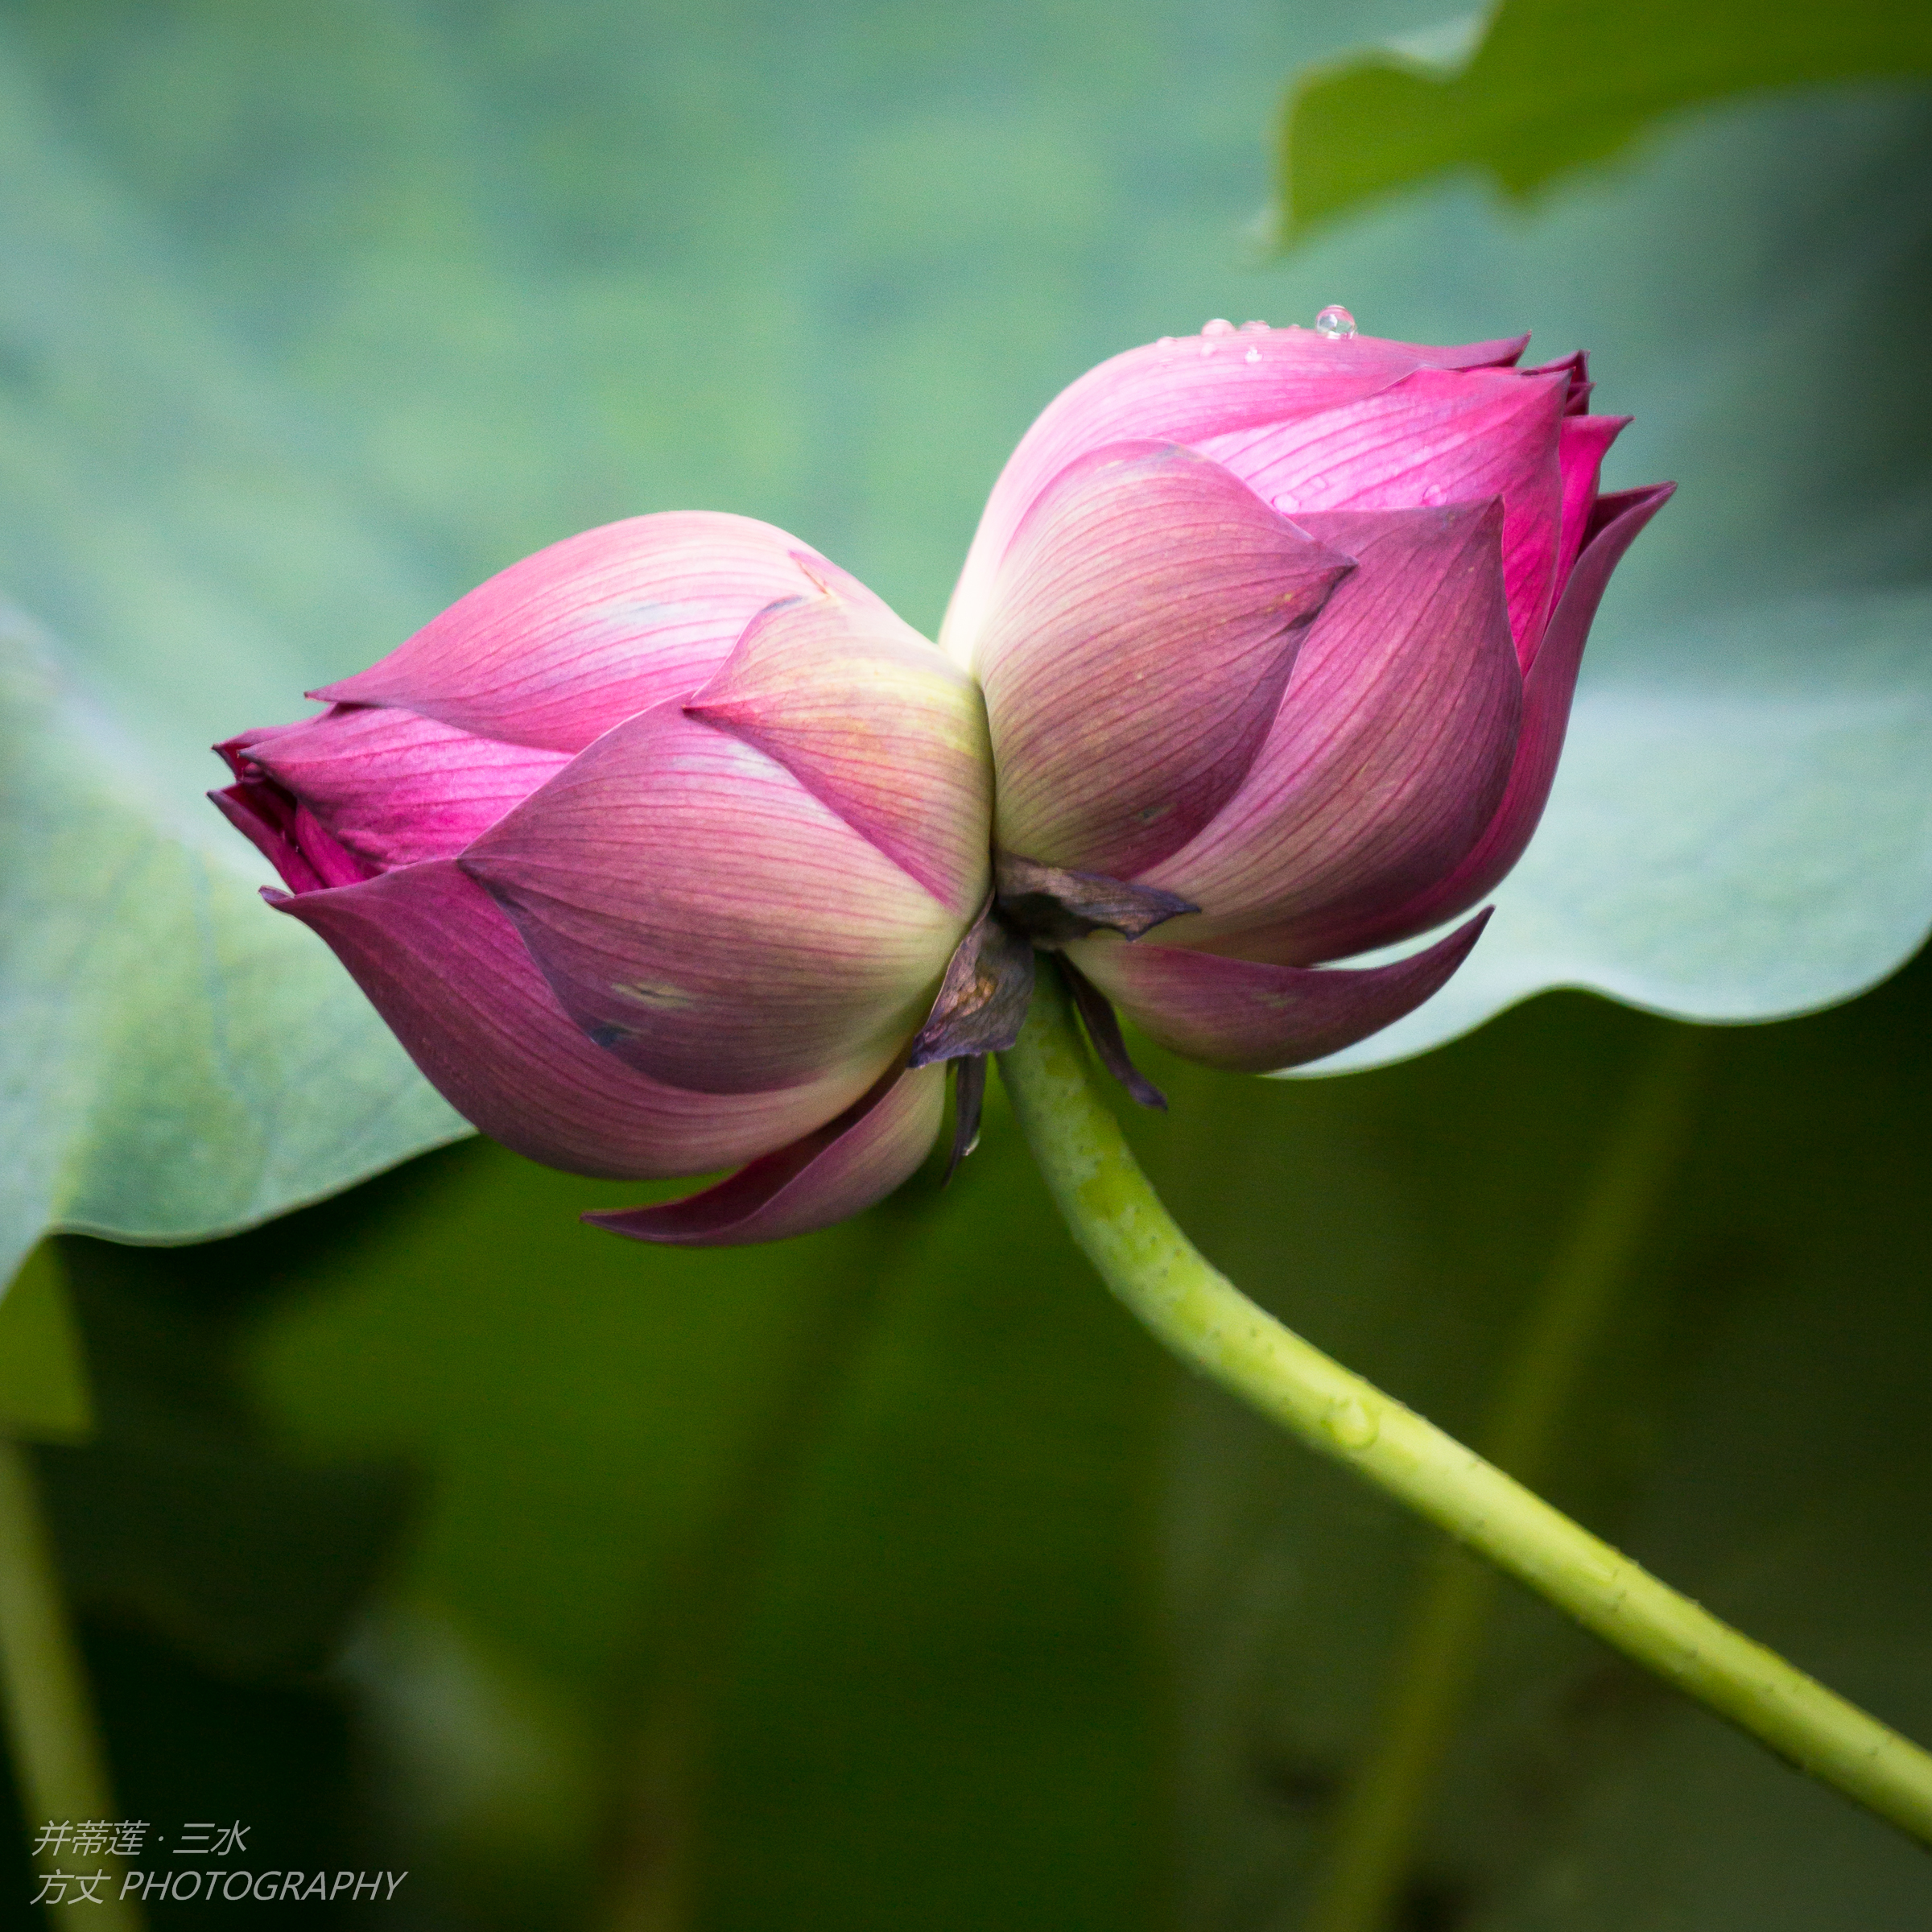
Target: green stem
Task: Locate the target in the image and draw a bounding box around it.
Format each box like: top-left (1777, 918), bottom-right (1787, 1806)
top-left (996, 970), bottom-right (1932, 1847)
top-left (0, 1435), bottom-right (143, 1930)
top-left (1308, 1029), bottom-right (1706, 1932)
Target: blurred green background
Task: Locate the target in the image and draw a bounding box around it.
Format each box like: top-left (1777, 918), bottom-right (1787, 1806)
top-left (2, 1), bottom-right (1930, 1927)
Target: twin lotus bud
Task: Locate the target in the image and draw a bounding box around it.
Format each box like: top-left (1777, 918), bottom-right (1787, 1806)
top-left (215, 322), bottom-right (1670, 1245)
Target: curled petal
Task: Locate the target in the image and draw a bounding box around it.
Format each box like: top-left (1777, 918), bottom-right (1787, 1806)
top-left (316, 513), bottom-right (890, 753)
top-left (1069, 911), bottom-right (1491, 1074)
top-left (275, 861), bottom-right (869, 1179)
top-left (585, 1062), bottom-right (946, 1247)
top-left (686, 590), bottom-right (991, 914)
top-left (1523, 349), bottom-right (1593, 414)
top-left (979, 441), bottom-right (1354, 877)
top-left (1146, 502), bottom-right (1520, 964)
top-left (219, 705), bottom-right (569, 870)
top-left (212, 779), bottom-right (377, 893)
top-left (1198, 366), bottom-right (1567, 664)
top-left (1335, 482), bottom-right (1677, 956)
top-left (943, 328), bottom-right (1530, 660)
top-left (1553, 415), bottom-right (1629, 619)
top-left (461, 706), bottom-right (960, 1095)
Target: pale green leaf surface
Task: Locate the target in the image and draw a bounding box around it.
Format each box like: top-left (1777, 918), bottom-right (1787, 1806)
top-left (0, 610), bottom-right (465, 1291)
top-left (0, 29), bottom-right (468, 1289)
top-left (1278, 0), bottom-right (1932, 237)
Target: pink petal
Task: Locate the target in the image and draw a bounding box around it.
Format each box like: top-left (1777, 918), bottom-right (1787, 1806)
top-left (1553, 415), bottom-right (1629, 617)
top-left (1141, 502), bottom-right (1520, 965)
top-left (1332, 482), bottom-right (1676, 956)
top-left (221, 705), bottom-right (570, 870)
top-left (213, 778), bottom-right (333, 894)
top-left (943, 327), bottom-right (1531, 660)
top-left (460, 705), bottom-right (963, 1096)
top-left (1523, 349), bottom-right (1593, 414)
top-left (316, 513), bottom-right (891, 753)
top-left (211, 764), bottom-right (385, 892)
top-left (1196, 366), bottom-right (1568, 666)
top-left (1067, 910), bottom-right (1490, 1073)
top-left (585, 1061), bottom-right (946, 1247)
top-left (276, 861), bottom-right (869, 1179)
top-left (686, 590), bottom-right (991, 915)
top-left (977, 441), bottom-right (1354, 877)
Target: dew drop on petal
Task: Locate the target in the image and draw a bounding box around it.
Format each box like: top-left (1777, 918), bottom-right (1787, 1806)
top-left (1201, 317), bottom-right (1234, 336)
top-left (1244, 346), bottom-right (1261, 363)
top-left (1314, 303), bottom-right (1357, 339)
top-left (1157, 336), bottom-right (1174, 348)
top-left (1239, 318), bottom-right (1269, 332)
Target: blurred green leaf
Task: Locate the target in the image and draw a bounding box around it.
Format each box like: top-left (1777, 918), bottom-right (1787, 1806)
top-left (0, 613), bottom-right (468, 1293)
top-left (36, 1231), bottom-right (412, 1680)
top-left (1276, 0), bottom-right (1932, 240)
top-left (246, 1098), bottom-right (1166, 1931)
top-left (0, 1243), bottom-right (92, 1442)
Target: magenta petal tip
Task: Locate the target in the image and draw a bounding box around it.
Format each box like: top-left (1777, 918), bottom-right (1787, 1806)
top-left (1071, 910), bottom-right (1492, 1074)
top-left (585, 1062), bottom-right (946, 1246)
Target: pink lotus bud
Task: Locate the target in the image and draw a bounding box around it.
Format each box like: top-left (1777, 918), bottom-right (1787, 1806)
top-left (214, 512), bottom-right (990, 1245)
top-left (944, 320), bottom-right (1672, 1080)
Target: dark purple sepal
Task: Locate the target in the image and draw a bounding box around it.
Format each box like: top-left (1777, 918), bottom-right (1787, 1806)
top-left (909, 899), bottom-right (1035, 1066)
top-left (1058, 957), bottom-right (1168, 1112)
top-left (944, 1056), bottom-right (989, 1183)
top-left (994, 851), bottom-right (1197, 947)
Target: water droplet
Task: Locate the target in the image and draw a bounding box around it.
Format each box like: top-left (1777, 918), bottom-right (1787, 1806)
top-left (1199, 340), bottom-right (1217, 356)
top-left (1157, 336), bottom-right (1174, 348)
top-left (1314, 303), bottom-right (1357, 340)
top-left (1239, 318), bottom-right (1269, 332)
top-left (1201, 317), bottom-right (1234, 336)
top-left (1244, 347), bottom-right (1261, 364)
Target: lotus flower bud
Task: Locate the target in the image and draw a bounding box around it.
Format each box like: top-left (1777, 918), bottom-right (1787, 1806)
top-left (217, 320), bottom-right (1668, 1243)
top-left (943, 320), bottom-right (1671, 1082)
top-left (215, 514), bottom-right (991, 1245)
